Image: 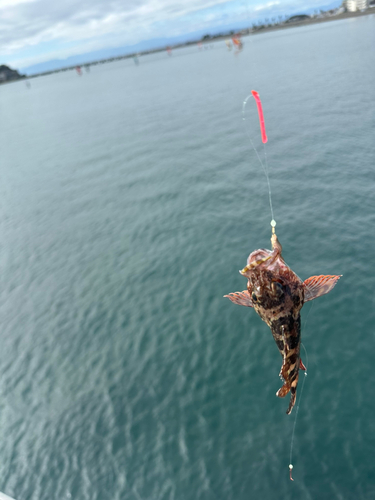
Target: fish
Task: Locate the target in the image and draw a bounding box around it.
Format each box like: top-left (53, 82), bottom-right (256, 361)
top-left (225, 231), bottom-right (341, 415)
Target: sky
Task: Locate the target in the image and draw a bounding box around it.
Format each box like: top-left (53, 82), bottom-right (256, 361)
top-left (1, 0), bottom-right (340, 73)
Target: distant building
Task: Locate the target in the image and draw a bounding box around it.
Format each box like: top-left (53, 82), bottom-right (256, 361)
top-left (345, 0), bottom-right (356, 10)
top-left (356, 0), bottom-right (369, 8)
top-left (0, 65), bottom-right (24, 83)
top-left (344, 0), bottom-right (369, 10)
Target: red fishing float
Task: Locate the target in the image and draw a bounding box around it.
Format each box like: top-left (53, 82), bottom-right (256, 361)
top-left (251, 90), bottom-right (267, 144)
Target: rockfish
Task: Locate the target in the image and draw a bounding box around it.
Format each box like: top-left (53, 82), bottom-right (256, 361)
top-left (225, 232), bottom-right (341, 414)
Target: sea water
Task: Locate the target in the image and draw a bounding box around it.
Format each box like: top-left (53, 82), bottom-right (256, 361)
top-left (0, 15), bottom-right (374, 500)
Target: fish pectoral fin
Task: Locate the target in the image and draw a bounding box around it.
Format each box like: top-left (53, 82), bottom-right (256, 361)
top-left (303, 275), bottom-right (342, 302)
top-left (276, 383), bottom-right (290, 398)
top-left (224, 290), bottom-right (253, 307)
top-left (299, 359), bottom-right (306, 371)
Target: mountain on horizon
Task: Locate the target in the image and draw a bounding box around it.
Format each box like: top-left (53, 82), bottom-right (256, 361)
top-left (21, 35), bottom-right (196, 75)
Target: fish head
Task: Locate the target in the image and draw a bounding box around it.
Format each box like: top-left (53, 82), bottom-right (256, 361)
top-left (240, 248), bottom-right (274, 276)
top-left (240, 247), bottom-right (304, 318)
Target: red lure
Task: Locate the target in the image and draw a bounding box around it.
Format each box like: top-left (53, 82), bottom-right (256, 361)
top-left (251, 90), bottom-right (267, 144)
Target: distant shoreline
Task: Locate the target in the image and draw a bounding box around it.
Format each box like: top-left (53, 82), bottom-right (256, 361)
top-left (241, 9), bottom-right (374, 37)
top-left (15, 9), bottom-right (375, 80)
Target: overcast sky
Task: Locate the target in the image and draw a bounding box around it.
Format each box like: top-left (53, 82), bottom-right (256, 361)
top-left (2, 0), bottom-right (332, 70)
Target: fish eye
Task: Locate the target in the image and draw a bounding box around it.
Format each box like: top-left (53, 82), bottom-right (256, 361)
top-left (271, 281), bottom-right (284, 295)
top-left (251, 292), bottom-right (258, 302)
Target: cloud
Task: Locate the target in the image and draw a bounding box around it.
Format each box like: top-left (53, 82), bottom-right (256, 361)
top-left (254, 1), bottom-right (281, 11)
top-left (0, 0), bottom-right (35, 7)
top-left (1, 0), bottom-right (230, 51)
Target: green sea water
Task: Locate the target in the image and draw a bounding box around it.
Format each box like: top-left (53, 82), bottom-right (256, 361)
top-left (0, 15), bottom-right (374, 500)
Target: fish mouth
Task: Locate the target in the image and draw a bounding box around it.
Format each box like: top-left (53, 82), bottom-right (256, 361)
top-left (240, 254), bottom-right (273, 275)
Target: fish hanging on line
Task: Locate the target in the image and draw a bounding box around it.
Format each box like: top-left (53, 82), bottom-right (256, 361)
top-left (233, 90), bottom-right (341, 482)
top-left (229, 90), bottom-right (341, 415)
top-left (224, 229), bottom-right (341, 415)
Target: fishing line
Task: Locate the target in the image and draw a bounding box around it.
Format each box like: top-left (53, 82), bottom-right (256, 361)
top-left (288, 343), bottom-right (308, 481)
top-left (288, 301), bottom-right (314, 481)
top-left (242, 93), bottom-right (275, 229)
top-left (242, 90), bottom-right (312, 481)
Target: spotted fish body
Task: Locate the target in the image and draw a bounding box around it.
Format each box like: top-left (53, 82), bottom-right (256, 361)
top-left (225, 233), bottom-right (341, 415)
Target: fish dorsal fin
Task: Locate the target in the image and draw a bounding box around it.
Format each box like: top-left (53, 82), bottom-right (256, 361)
top-left (224, 290), bottom-right (253, 307)
top-left (303, 275), bottom-right (342, 302)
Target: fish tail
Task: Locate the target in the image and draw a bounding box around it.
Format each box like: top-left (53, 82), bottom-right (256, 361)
top-left (276, 376), bottom-right (298, 414)
top-left (277, 323), bottom-right (300, 415)
top-left (275, 355), bottom-right (299, 414)
top-left (286, 390), bottom-right (297, 415)
top-left (285, 370), bottom-right (299, 414)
